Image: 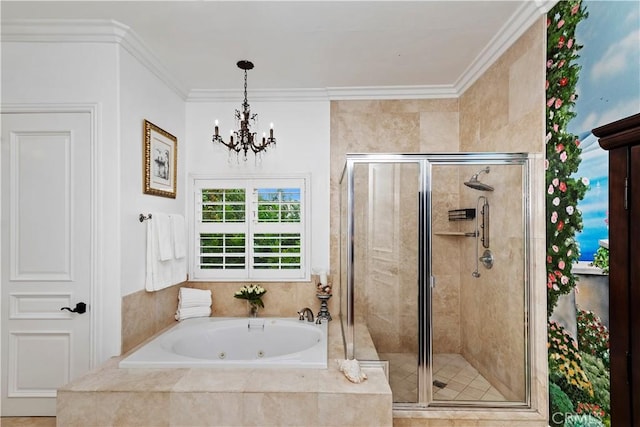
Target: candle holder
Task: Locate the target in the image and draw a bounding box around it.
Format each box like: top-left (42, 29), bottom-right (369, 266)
top-left (316, 293), bottom-right (332, 321)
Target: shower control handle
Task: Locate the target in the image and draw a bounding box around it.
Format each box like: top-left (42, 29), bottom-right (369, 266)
top-left (479, 250), bottom-right (494, 270)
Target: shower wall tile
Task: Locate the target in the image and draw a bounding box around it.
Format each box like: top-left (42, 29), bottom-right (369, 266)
top-left (531, 155), bottom-right (547, 240)
top-left (381, 98), bottom-right (459, 114)
top-left (433, 167), bottom-right (462, 198)
top-left (420, 112), bottom-right (460, 152)
top-left (329, 99), bottom-right (462, 277)
top-left (456, 16), bottom-right (546, 409)
top-left (432, 237), bottom-right (462, 276)
top-left (459, 20), bottom-right (545, 153)
top-left (431, 274), bottom-right (461, 353)
top-left (509, 31), bottom-right (546, 125)
top-left (329, 99), bottom-right (458, 357)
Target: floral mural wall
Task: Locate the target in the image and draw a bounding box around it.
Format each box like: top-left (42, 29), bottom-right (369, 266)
top-left (546, 1), bottom-right (640, 426)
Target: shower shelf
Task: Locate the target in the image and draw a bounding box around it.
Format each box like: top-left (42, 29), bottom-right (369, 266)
top-left (448, 208), bottom-right (476, 221)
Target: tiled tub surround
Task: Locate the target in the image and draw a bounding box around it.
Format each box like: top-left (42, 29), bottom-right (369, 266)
top-left (122, 277), bottom-right (333, 354)
top-left (57, 320), bottom-right (392, 426)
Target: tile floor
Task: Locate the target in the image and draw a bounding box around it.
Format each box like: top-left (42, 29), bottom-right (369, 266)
top-left (380, 352), bottom-right (506, 403)
top-left (0, 417), bottom-right (56, 427)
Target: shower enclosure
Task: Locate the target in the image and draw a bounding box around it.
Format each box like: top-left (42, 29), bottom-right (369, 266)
top-left (339, 153), bottom-right (534, 409)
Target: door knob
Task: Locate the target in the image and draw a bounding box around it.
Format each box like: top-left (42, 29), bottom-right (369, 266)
top-left (60, 302), bottom-right (87, 314)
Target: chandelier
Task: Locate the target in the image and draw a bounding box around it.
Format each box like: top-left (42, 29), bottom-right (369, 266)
top-left (213, 60), bottom-right (275, 159)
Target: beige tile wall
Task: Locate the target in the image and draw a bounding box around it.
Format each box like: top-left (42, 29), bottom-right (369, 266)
top-left (431, 165), bottom-right (464, 354)
top-left (330, 99), bottom-right (459, 358)
top-left (457, 17), bottom-right (546, 403)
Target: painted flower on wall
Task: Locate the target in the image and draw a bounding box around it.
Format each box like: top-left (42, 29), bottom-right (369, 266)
top-left (546, 0), bottom-right (589, 316)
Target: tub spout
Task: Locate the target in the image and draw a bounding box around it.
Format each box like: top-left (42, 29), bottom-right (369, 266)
top-left (298, 307), bottom-right (314, 322)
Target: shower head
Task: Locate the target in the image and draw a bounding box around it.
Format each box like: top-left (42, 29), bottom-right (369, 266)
top-left (464, 167), bottom-right (494, 192)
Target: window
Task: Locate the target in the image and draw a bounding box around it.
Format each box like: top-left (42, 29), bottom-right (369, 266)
top-left (192, 177), bottom-right (309, 281)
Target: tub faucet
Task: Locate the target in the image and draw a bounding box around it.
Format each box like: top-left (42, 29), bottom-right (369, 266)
top-left (298, 307), bottom-right (314, 322)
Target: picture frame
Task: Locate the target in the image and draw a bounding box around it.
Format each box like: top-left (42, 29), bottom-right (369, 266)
top-left (143, 119), bottom-right (177, 198)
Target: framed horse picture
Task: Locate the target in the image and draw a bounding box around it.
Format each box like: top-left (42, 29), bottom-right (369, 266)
top-left (143, 119), bottom-right (177, 198)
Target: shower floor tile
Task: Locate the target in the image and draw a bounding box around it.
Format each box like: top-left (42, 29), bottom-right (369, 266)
top-left (379, 352), bottom-right (506, 403)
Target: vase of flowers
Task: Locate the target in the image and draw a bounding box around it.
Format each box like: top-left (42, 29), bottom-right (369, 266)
top-left (234, 284), bottom-right (266, 317)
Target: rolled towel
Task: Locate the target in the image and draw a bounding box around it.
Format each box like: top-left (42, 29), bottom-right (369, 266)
top-left (175, 306), bottom-right (211, 321)
top-left (178, 287), bottom-right (212, 308)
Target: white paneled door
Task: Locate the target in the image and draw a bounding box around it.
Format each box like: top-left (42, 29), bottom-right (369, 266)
top-left (1, 112), bottom-right (93, 415)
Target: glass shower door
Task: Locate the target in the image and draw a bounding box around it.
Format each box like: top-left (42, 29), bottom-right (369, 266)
top-left (430, 162), bottom-right (529, 405)
top-left (339, 153), bottom-right (532, 409)
top-left (350, 160), bottom-right (421, 403)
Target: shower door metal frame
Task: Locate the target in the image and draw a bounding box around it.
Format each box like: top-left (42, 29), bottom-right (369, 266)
top-left (340, 152), bottom-right (533, 409)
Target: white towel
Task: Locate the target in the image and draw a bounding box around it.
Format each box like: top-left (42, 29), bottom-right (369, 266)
top-left (171, 214), bottom-right (187, 259)
top-left (145, 213), bottom-right (175, 292)
top-left (175, 306), bottom-right (211, 321)
top-left (155, 213), bottom-right (173, 261)
top-left (178, 288), bottom-right (212, 308)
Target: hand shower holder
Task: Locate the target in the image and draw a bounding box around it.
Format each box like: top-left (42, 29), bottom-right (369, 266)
top-left (471, 196), bottom-right (491, 277)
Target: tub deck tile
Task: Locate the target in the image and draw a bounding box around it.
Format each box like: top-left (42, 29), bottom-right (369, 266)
top-left (57, 319), bottom-right (393, 426)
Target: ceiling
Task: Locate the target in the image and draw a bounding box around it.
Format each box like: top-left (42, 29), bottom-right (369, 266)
top-left (1, 1), bottom-right (553, 97)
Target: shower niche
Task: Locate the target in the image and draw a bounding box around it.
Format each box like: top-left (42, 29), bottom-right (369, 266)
top-left (339, 153), bottom-right (533, 409)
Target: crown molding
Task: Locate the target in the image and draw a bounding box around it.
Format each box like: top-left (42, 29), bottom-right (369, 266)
top-left (187, 85), bottom-right (458, 102)
top-left (2, 0), bottom-right (551, 103)
top-left (1, 19), bottom-right (128, 42)
top-left (187, 88), bottom-right (330, 103)
top-left (534, 0), bottom-right (560, 15)
top-left (326, 85), bottom-right (458, 100)
top-left (454, 0), bottom-right (549, 95)
top-left (1, 19), bottom-right (189, 99)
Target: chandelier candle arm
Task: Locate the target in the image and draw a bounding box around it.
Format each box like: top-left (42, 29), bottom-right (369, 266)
top-left (212, 60), bottom-right (276, 159)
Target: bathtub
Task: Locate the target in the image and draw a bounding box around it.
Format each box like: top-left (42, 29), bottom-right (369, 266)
top-left (119, 317), bottom-right (328, 369)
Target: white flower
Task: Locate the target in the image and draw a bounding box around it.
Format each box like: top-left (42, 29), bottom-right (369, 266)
top-left (566, 206), bottom-right (574, 215)
top-left (553, 197), bottom-right (560, 206)
top-left (582, 177), bottom-right (590, 186)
